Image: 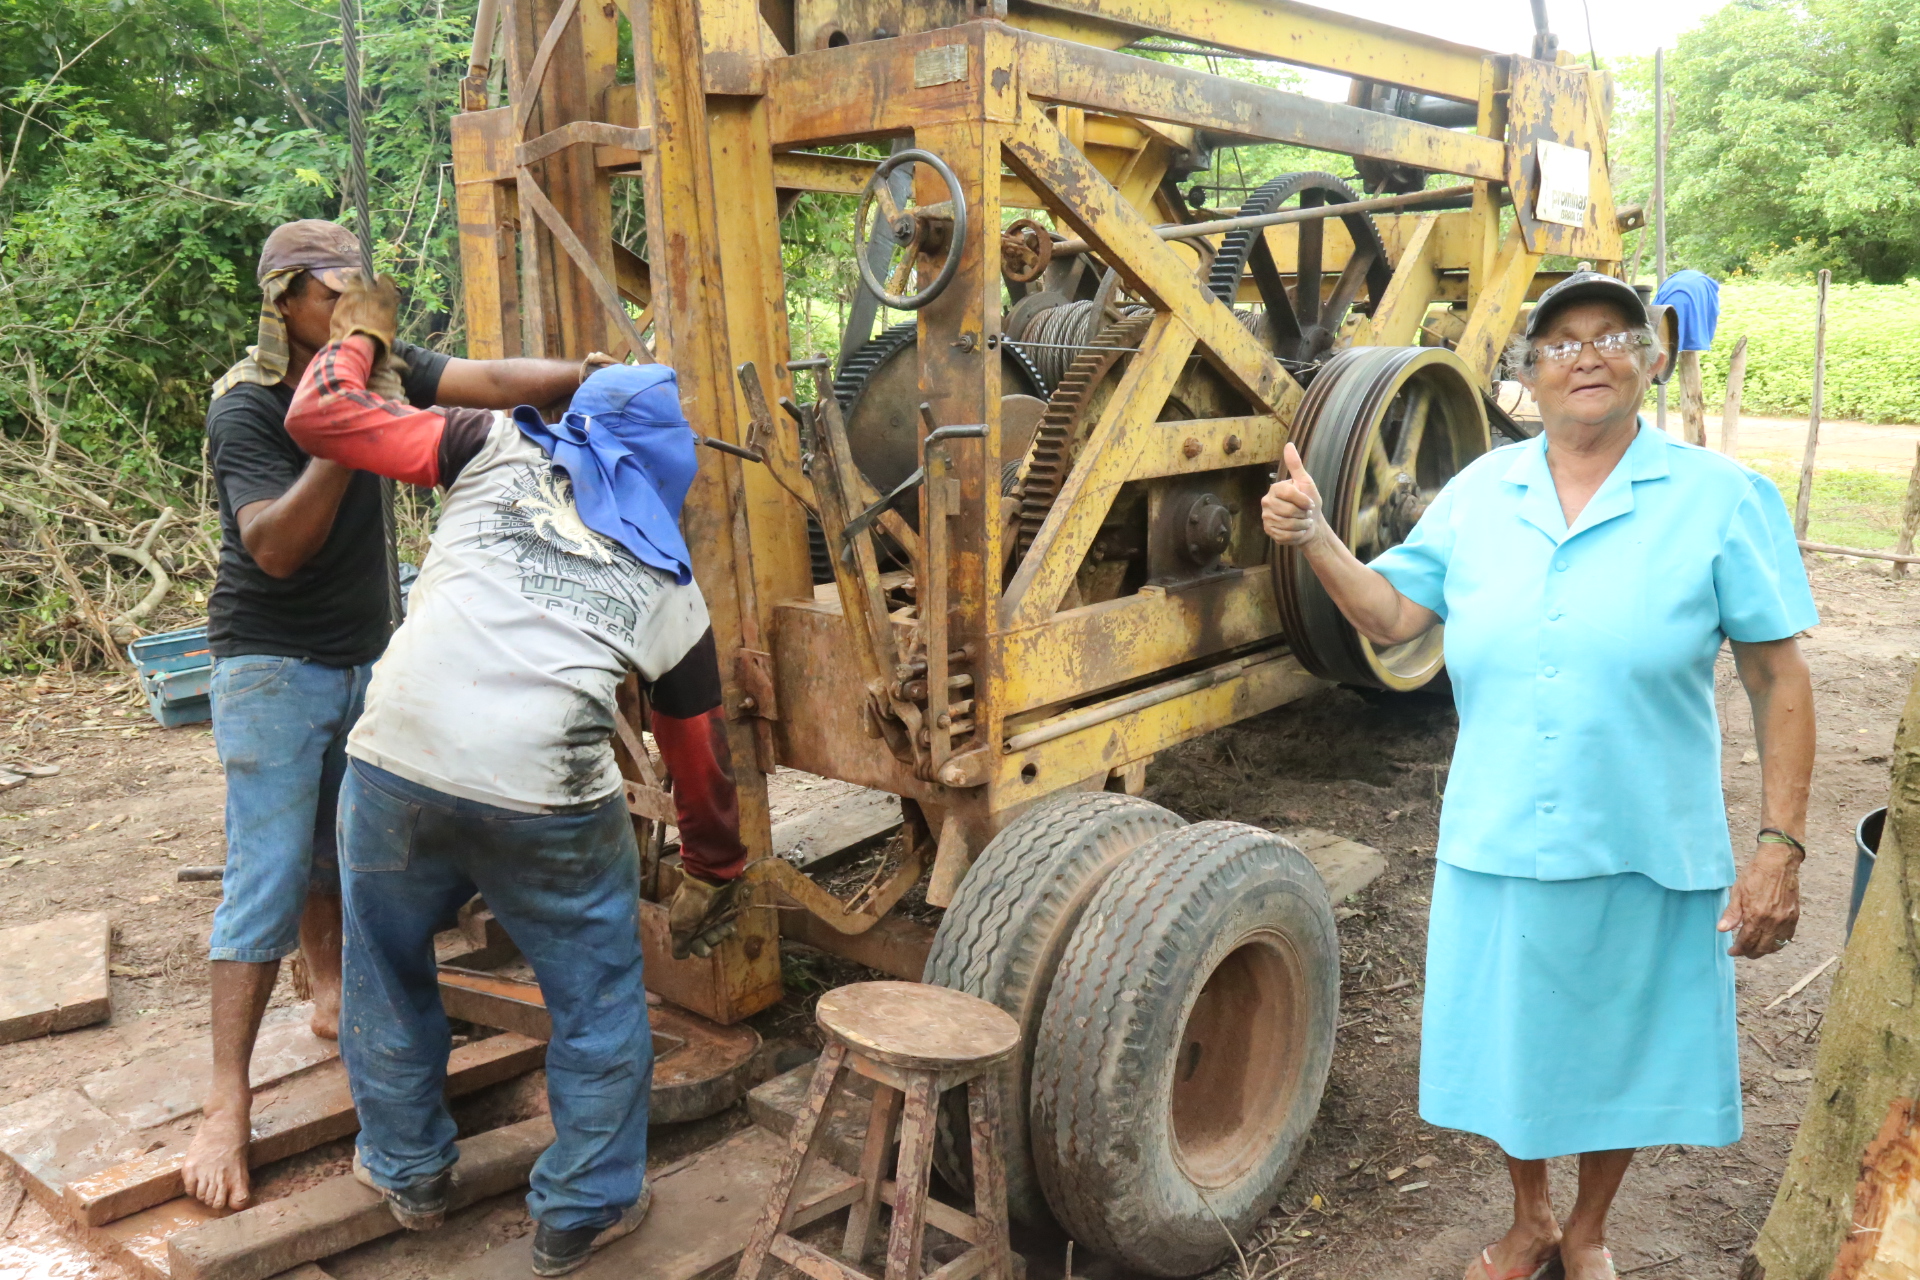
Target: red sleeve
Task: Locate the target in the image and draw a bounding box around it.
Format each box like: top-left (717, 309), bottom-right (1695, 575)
top-left (651, 707), bottom-right (749, 884)
top-left (286, 336), bottom-right (449, 486)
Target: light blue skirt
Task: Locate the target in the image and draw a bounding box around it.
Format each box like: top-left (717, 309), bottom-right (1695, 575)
top-left (1419, 862), bottom-right (1741, 1159)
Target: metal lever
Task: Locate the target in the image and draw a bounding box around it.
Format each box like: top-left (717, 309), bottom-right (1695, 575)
top-left (840, 423), bottom-right (986, 547)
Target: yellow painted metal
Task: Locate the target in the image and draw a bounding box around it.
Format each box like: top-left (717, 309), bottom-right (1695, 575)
top-left (450, 0), bottom-right (1620, 1000)
top-left (1007, 0), bottom-right (1491, 102)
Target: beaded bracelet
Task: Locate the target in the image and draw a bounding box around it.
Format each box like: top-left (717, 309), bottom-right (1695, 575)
top-left (1758, 827), bottom-right (1807, 857)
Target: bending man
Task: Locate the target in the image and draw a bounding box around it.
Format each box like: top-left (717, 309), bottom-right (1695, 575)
top-left (284, 274), bottom-right (748, 1278)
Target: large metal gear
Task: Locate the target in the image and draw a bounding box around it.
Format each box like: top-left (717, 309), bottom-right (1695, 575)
top-left (835, 321), bottom-right (1046, 494)
top-left (1204, 172), bottom-right (1392, 366)
top-left (1008, 314), bottom-right (1258, 608)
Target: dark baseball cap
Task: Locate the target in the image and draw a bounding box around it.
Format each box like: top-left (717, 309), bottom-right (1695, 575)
top-left (1525, 270), bottom-right (1653, 338)
top-left (257, 219), bottom-right (363, 289)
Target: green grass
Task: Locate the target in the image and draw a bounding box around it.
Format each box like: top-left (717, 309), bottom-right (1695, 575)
top-left (1697, 282), bottom-right (1920, 425)
top-left (1750, 462), bottom-right (1912, 550)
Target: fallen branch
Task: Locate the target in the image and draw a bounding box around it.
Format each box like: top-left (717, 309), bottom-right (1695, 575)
top-left (85, 507), bottom-right (176, 631)
top-left (1764, 955), bottom-right (1840, 1013)
top-left (1799, 541), bottom-right (1920, 566)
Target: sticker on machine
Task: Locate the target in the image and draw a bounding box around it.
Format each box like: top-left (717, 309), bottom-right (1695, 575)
top-left (1533, 140), bottom-right (1592, 228)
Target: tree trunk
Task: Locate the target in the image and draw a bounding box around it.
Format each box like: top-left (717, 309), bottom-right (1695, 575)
top-left (1750, 662), bottom-right (1920, 1280)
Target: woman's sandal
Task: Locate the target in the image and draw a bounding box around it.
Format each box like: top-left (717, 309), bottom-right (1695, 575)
top-left (1468, 1247), bottom-right (1563, 1280)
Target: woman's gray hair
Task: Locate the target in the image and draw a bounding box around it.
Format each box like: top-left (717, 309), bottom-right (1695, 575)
top-left (1503, 313), bottom-right (1665, 381)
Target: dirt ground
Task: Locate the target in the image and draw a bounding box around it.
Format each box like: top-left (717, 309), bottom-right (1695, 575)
top-left (0, 555), bottom-right (1913, 1280)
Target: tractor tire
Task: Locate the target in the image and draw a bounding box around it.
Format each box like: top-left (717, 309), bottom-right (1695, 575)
top-left (1031, 822), bottom-right (1339, 1277)
top-left (923, 792), bottom-right (1186, 1226)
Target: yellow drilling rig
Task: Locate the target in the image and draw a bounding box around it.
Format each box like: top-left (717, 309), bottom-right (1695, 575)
top-left (449, 2), bottom-right (1642, 1271)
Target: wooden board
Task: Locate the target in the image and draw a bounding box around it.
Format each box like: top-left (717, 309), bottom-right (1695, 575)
top-left (439, 1125), bottom-right (861, 1280)
top-left (167, 1116), bottom-right (558, 1280)
top-left (769, 788), bottom-right (901, 871)
top-left (1287, 828), bottom-right (1388, 904)
top-left (63, 1033), bottom-right (545, 1228)
top-left (0, 911), bottom-right (111, 1044)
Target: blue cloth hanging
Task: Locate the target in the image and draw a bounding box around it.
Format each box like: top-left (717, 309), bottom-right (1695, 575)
top-left (512, 364), bottom-right (699, 583)
top-left (1654, 269), bottom-right (1721, 352)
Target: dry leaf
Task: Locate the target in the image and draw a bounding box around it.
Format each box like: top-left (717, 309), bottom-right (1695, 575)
top-left (1399, 1181), bottom-right (1430, 1193)
top-left (0, 855), bottom-right (20, 870)
top-left (1772, 1068), bottom-right (1813, 1083)
top-left (1385, 1166), bottom-right (1407, 1180)
top-left (148, 830), bottom-right (179, 843)
top-left (1412, 1154), bottom-right (1439, 1169)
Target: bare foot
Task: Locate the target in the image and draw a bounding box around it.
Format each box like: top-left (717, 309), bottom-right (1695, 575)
top-left (1470, 1226), bottom-right (1562, 1280)
top-left (310, 977), bottom-right (340, 1041)
top-left (181, 1098), bottom-right (254, 1211)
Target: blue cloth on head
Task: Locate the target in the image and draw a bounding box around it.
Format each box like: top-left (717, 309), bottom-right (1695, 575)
top-left (1655, 269), bottom-right (1721, 351)
top-left (512, 365), bottom-right (699, 584)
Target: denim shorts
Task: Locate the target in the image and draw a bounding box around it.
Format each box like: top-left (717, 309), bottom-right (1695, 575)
top-left (206, 654), bottom-right (372, 963)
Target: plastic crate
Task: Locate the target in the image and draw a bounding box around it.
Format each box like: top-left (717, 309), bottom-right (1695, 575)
top-left (127, 625), bottom-right (213, 728)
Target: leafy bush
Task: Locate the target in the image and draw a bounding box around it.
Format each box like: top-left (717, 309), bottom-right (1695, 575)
top-left (1697, 282), bottom-right (1920, 424)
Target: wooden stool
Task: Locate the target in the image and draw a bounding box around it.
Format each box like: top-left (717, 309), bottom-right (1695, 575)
top-left (737, 980), bottom-right (1020, 1280)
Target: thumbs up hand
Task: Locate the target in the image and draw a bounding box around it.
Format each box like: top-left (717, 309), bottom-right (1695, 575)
top-left (1261, 442), bottom-right (1327, 548)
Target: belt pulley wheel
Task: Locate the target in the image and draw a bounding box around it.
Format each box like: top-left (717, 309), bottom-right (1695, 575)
top-left (1272, 345), bottom-right (1488, 691)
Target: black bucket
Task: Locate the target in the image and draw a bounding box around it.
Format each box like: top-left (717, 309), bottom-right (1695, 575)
top-left (1851, 807), bottom-right (1886, 937)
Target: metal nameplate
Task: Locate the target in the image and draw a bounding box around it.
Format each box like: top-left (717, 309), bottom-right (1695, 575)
top-left (914, 45), bottom-right (968, 89)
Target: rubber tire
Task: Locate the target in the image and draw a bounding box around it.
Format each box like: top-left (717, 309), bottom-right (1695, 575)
top-left (1031, 822), bottom-right (1339, 1277)
top-left (923, 792), bottom-right (1187, 1226)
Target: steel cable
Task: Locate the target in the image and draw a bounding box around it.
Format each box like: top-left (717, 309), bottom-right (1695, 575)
top-left (339, 0), bottom-right (403, 634)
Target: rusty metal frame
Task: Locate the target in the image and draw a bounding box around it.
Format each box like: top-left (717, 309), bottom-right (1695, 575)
top-left (453, 0), bottom-right (1622, 1009)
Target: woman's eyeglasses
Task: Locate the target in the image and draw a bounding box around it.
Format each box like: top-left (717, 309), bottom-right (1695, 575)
top-left (1532, 331), bottom-right (1652, 366)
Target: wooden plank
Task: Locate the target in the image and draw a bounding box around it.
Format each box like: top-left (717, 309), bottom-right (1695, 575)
top-left (0, 911), bottom-right (111, 1044)
top-left (769, 789), bottom-right (902, 870)
top-left (1286, 828), bottom-right (1387, 903)
top-left (80, 1006), bottom-right (336, 1132)
top-left (63, 1034), bottom-right (545, 1228)
top-left (0, 1004), bottom-right (335, 1206)
top-left (745, 1063), bottom-right (875, 1173)
top-left (167, 1116), bottom-right (557, 1280)
top-left (437, 1125), bottom-right (861, 1280)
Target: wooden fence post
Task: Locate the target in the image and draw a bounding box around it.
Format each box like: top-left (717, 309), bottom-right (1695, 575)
top-left (1895, 443), bottom-right (1920, 580)
top-left (1720, 335), bottom-right (1748, 457)
top-left (1792, 269), bottom-right (1830, 540)
top-left (1678, 349), bottom-right (1707, 446)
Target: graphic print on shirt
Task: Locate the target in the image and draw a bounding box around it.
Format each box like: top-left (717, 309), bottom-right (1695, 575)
top-left (478, 460), bottom-right (657, 646)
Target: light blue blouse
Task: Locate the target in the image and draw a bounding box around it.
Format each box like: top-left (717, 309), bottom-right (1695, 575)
top-left (1370, 424), bottom-right (1818, 891)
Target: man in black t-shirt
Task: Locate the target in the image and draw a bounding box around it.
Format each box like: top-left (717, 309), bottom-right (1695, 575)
top-left (184, 219), bottom-right (597, 1213)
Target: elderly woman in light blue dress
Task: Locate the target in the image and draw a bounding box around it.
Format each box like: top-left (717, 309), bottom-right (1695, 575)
top-left (1261, 273), bottom-right (1817, 1280)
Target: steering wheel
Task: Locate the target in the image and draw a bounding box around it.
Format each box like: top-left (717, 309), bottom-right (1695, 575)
top-left (854, 148), bottom-right (968, 311)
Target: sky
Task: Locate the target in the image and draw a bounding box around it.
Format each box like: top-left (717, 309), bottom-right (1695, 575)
top-left (1289, 0), bottom-right (1731, 98)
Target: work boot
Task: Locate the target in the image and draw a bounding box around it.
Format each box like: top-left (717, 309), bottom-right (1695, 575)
top-left (352, 1150), bottom-right (452, 1230)
top-left (667, 874), bottom-right (744, 959)
top-left (531, 1189), bottom-right (654, 1276)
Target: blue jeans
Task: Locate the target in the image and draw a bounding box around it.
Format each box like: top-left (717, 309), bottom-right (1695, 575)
top-left (336, 759), bottom-right (651, 1232)
top-left (208, 655), bottom-right (372, 962)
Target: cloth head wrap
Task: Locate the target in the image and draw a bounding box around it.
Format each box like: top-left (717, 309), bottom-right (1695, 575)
top-left (212, 219), bottom-right (404, 402)
top-left (512, 364), bottom-right (699, 583)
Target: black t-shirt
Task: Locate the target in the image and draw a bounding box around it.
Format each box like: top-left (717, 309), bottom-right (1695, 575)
top-left (205, 341), bottom-right (449, 667)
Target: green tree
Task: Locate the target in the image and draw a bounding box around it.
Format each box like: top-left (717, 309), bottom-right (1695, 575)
top-left (1612, 0), bottom-right (1920, 283)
